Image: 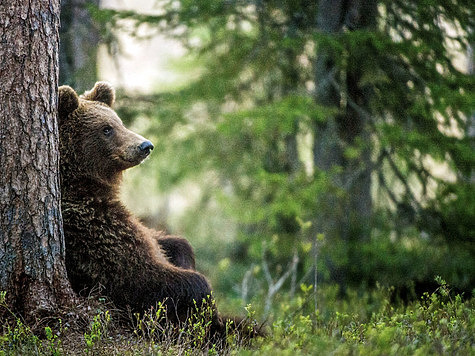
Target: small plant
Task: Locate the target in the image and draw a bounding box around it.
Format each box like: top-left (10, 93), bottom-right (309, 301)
top-left (0, 317), bottom-right (41, 354)
top-left (84, 310), bottom-right (111, 351)
top-left (44, 324), bottom-right (62, 356)
top-left (0, 292), bottom-right (42, 355)
top-left (133, 301), bottom-right (168, 341)
top-left (131, 296), bottom-right (235, 354)
top-left (187, 297), bottom-right (215, 349)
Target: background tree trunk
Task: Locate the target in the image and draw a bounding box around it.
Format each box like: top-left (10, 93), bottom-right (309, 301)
top-left (59, 0), bottom-right (100, 92)
top-left (313, 0), bottom-right (377, 292)
top-left (0, 0), bottom-right (76, 320)
top-left (467, 40), bottom-right (474, 184)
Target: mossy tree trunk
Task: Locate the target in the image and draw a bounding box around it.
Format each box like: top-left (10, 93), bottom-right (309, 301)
top-left (0, 0), bottom-right (76, 320)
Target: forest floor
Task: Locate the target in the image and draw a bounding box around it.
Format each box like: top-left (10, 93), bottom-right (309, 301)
top-left (1, 280), bottom-right (474, 355)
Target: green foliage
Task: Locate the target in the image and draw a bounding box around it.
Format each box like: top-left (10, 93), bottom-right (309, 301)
top-left (346, 236), bottom-right (475, 293)
top-left (243, 282), bottom-right (474, 355)
top-left (92, 0), bottom-right (475, 312)
top-left (107, 0), bottom-right (472, 294)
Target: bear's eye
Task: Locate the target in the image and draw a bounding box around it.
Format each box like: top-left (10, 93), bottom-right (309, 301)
top-left (103, 126), bottom-right (113, 137)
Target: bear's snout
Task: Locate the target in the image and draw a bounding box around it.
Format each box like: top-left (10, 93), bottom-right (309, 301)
top-left (138, 140), bottom-right (154, 156)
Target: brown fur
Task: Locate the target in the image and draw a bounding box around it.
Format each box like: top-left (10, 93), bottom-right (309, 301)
top-left (59, 82), bottom-right (215, 323)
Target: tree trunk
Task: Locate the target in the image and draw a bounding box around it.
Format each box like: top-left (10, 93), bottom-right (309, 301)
top-left (59, 0), bottom-right (100, 92)
top-left (313, 0), bottom-right (377, 291)
top-left (0, 0), bottom-right (76, 320)
top-left (467, 40), bottom-right (474, 183)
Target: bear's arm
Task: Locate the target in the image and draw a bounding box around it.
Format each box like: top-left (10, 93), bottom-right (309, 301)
top-left (155, 235), bottom-right (196, 270)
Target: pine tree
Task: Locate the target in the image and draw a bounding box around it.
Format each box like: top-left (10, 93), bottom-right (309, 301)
top-left (0, 0), bottom-right (77, 319)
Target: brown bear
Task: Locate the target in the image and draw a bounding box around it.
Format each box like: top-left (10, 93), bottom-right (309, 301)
top-left (58, 82), bottom-right (218, 327)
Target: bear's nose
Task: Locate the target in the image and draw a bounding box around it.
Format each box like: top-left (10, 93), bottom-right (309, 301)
top-left (138, 140), bottom-right (154, 155)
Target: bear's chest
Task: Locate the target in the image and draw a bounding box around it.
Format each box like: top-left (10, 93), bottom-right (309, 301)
top-left (62, 200), bottom-right (146, 289)
top-left (62, 200), bottom-right (140, 253)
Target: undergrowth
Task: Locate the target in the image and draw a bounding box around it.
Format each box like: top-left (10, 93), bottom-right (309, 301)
top-left (0, 279), bottom-right (473, 355)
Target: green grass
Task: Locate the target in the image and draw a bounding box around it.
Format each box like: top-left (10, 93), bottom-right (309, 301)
top-left (1, 280), bottom-right (473, 355)
top-left (248, 281), bottom-right (474, 355)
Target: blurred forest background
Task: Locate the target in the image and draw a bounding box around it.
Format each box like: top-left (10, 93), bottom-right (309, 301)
top-left (60, 0), bottom-right (474, 317)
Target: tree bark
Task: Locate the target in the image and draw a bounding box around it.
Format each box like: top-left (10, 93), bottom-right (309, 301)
top-left (59, 0), bottom-right (100, 92)
top-left (0, 0), bottom-right (76, 320)
top-left (313, 0), bottom-right (377, 291)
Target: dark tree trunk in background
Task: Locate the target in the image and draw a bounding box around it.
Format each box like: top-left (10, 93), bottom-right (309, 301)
top-left (313, 0), bottom-right (377, 292)
top-left (0, 0), bottom-right (76, 320)
top-left (467, 40), bottom-right (474, 184)
top-left (59, 0), bottom-right (100, 92)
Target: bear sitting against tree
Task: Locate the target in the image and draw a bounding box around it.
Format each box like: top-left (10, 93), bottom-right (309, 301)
top-left (58, 82), bottom-right (233, 335)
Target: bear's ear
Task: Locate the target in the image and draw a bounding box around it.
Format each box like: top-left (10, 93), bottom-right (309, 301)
top-left (58, 85), bottom-right (79, 119)
top-left (82, 81), bottom-right (115, 107)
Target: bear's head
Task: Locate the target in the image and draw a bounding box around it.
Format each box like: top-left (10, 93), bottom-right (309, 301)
top-left (58, 82), bottom-right (153, 195)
